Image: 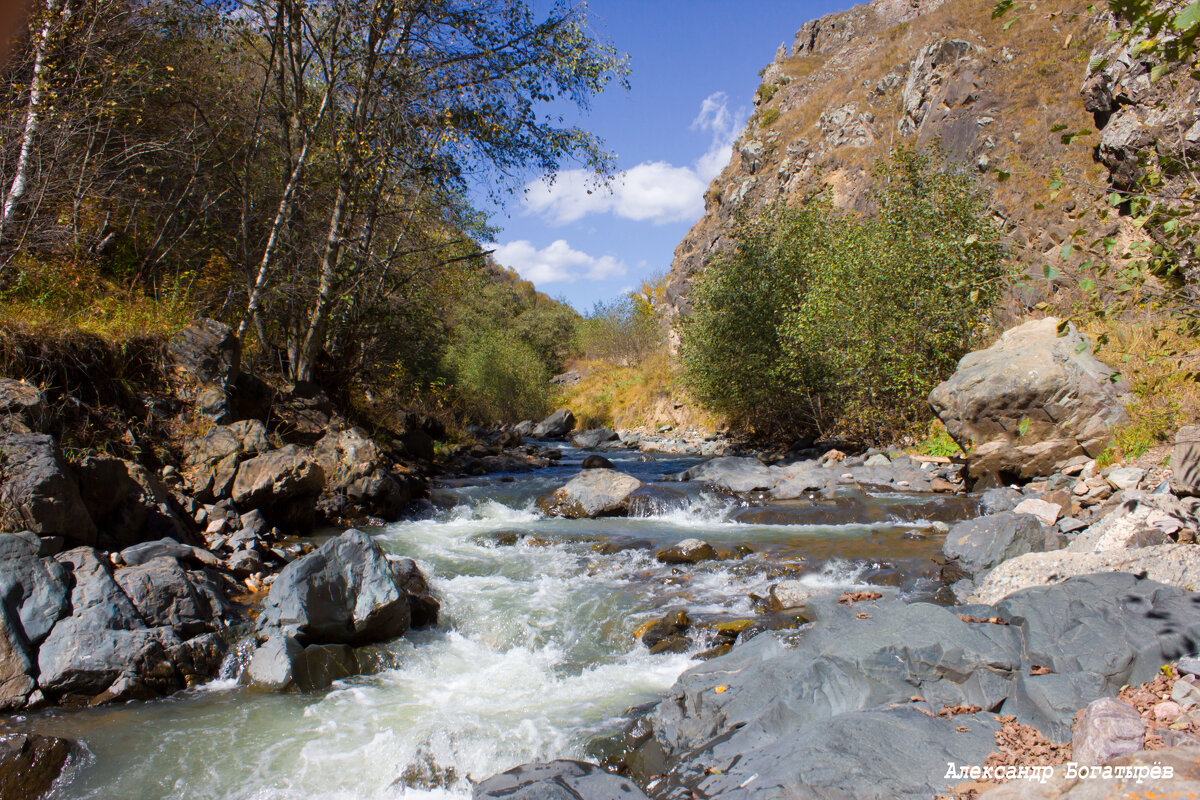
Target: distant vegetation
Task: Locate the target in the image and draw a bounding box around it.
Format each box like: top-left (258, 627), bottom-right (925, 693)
top-left (0, 0), bottom-right (626, 430)
top-left (681, 148), bottom-right (1006, 440)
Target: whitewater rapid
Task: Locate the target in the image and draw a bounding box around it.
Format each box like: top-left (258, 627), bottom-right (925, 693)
top-left (27, 447), bottom-right (953, 800)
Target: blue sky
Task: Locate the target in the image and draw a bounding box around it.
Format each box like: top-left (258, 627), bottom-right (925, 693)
top-left (480, 0), bottom-right (849, 311)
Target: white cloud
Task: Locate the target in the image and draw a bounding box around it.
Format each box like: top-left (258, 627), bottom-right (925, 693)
top-left (488, 239), bottom-right (626, 284)
top-left (523, 92), bottom-right (748, 226)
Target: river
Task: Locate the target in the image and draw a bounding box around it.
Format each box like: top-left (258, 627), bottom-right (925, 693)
top-left (22, 445), bottom-right (975, 799)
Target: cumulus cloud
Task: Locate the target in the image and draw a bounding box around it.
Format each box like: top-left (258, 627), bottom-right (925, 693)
top-left (523, 92), bottom-right (747, 226)
top-left (488, 239), bottom-right (626, 284)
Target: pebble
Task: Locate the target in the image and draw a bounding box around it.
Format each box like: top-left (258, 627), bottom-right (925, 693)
top-left (1178, 655), bottom-right (1200, 677)
top-left (1153, 700), bottom-right (1182, 722)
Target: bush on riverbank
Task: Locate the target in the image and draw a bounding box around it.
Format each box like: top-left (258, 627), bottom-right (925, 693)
top-left (680, 148), bottom-right (1006, 440)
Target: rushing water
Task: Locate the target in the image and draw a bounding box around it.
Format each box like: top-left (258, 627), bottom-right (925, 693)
top-left (18, 446), bottom-right (973, 800)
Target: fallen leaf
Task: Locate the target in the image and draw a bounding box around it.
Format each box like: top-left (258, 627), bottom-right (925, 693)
top-left (714, 685), bottom-right (727, 693)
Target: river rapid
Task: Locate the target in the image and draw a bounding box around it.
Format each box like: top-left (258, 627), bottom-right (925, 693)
top-left (19, 445), bottom-right (977, 800)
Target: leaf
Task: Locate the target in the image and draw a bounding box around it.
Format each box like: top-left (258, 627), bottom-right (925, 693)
top-left (1050, 123), bottom-right (1069, 132)
top-left (1080, 278), bottom-right (1095, 292)
top-left (992, 0), bottom-right (1014, 17)
top-left (1018, 417), bottom-right (1031, 436)
top-left (1173, 1), bottom-right (1200, 31)
top-left (995, 168), bottom-right (1011, 182)
top-left (1043, 264), bottom-right (1060, 279)
top-left (1150, 62), bottom-right (1171, 82)
top-left (1003, 17), bottom-right (1017, 29)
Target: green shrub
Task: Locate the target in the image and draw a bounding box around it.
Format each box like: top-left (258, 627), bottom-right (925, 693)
top-left (443, 328), bottom-right (550, 424)
top-left (756, 82), bottom-right (779, 104)
top-left (572, 296), bottom-right (663, 365)
top-left (759, 108), bottom-right (781, 127)
top-left (680, 147), bottom-right (1006, 440)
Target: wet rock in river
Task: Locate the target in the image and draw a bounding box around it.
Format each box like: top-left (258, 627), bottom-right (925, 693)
top-left (473, 759), bottom-right (649, 800)
top-left (676, 456), bottom-right (774, 493)
top-left (622, 573), bottom-right (1200, 799)
top-left (655, 538), bottom-right (716, 564)
top-left (580, 454), bottom-right (615, 470)
top-left (0, 732), bottom-right (77, 800)
top-left (256, 529), bottom-right (411, 646)
top-left (571, 427), bottom-right (619, 449)
top-left (537, 469), bottom-right (644, 519)
top-left (637, 610), bottom-right (690, 650)
top-left (941, 511), bottom-right (1047, 579)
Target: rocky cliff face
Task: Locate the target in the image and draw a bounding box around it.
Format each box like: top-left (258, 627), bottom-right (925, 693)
top-left (664, 0), bottom-right (1200, 332)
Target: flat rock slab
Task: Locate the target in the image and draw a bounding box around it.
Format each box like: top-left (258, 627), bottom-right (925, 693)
top-left (630, 574), bottom-right (1200, 799)
top-left (473, 759), bottom-right (649, 800)
top-left (970, 544), bottom-right (1200, 604)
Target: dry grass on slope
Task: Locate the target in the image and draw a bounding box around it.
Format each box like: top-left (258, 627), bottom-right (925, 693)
top-left (554, 351), bottom-right (724, 434)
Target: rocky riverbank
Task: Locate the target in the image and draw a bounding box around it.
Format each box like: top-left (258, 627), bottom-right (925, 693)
top-left (4, 315), bottom-right (1199, 799)
top-left (469, 317), bottom-right (1200, 799)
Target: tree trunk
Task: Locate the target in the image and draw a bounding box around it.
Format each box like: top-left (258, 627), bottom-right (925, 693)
top-left (291, 177), bottom-right (349, 382)
top-left (0, 0), bottom-right (65, 252)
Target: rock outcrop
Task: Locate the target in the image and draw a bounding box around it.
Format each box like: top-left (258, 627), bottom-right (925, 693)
top-left (929, 318), bottom-right (1129, 481)
top-left (613, 574), bottom-right (1200, 799)
top-left (0, 434), bottom-right (96, 545)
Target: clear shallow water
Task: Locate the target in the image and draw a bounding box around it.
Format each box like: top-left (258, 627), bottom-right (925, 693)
top-left (18, 446), bottom-right (970, 799)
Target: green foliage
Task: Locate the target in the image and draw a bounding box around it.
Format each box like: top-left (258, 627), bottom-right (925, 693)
top-left (756, 82), bottom-right (779, 104)
top-left (680, 148), bottom-right (1006, 439)
top-left (572, 295), bottom-right (663, 365)
top-left (443, 328), bottom-right (550, 424)
top-left (759, 108), bottom-right (781, 127)
top-left (914, 423), bottom-right (966, 457)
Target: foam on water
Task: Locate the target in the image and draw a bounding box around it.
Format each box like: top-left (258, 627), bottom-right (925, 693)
top-left (35, 457), bottom-right (951, 800)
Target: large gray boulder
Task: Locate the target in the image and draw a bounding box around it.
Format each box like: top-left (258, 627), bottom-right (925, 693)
top-left (929, 318), bottom-right (1129, 480)
top-left (0, 532), bottom-right (69, 647)
top-left (113, 556), bottom-right (234, 638)
top-left (0, 609), bottom-right (35, 711)
top-left (532, 408), bottom-right (576, 439)
top-left (473, 760), bottom-right (649, 800)
top-left (73, 456), bottom-right (191, 547)
top-left (313, 427), bottom-right (415, 522)
top-left (942, 511), bottom-right (1047, 578)
top-left (243, 634), bottom-right (363, 693)
top-left (537, 469), bottom-right (644, 518)
top-left (571, 427), bottom-right (619, 449)
top-left (231, 445), bottom-right (324, 509)
top-left (0, 379), bottom-right (46, 434)
top-left (677, 456), bottom-right (775, 493)
top-left (627, 574), bottom-right (1200, 798)
top-left (0, 533), bottom-right (67, 707)
top-left (35, 547), bottom-right (182, 698)
top-left (184, 420), bottom-right (270, 501)
top-left (256, 529), bottom-right (410, 646)
top-left (0, 434), bottom-right (96, 545)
